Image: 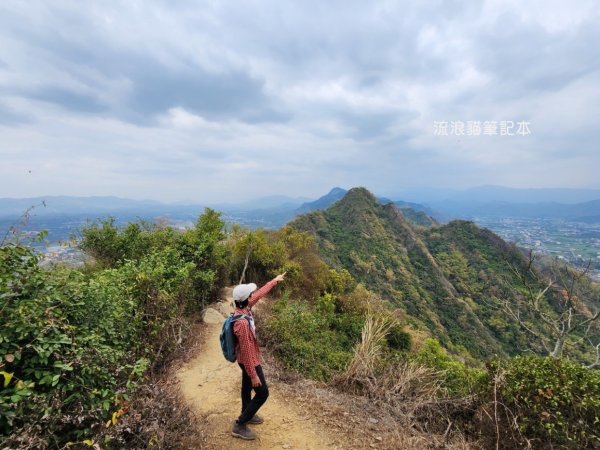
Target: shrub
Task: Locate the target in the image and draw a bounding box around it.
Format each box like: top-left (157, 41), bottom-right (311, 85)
top-left (79, 218), bottom-right (168, 267)
top-left (333, 310), bottom-right (441, 410)
top-left (0, 210), bottom-right (228, 448)
top-left (486, 355), bottom-right (600, 448)
top-left (262, 285), bottom-right (416, 384)
top-left (411, 339), bottom-right (485, 397)
top-left (335, 311), bottom-right (395, 388)
top-left (386, 324), bottom-right (412, 352)
top-left (262, 294), bottom-right (363, 380)
top-left (0, 244), bottom-right (137, 443)
top-left (0, 244), bottom-right (196, 446)
top-left (226, 226), bottom-right (336, 300)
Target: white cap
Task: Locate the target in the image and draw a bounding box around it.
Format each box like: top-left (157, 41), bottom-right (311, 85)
top-left (233, 283), bottom-right (257, 303)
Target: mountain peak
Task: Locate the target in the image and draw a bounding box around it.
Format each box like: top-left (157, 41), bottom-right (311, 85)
top-left (290, 187), bottom-right (540, 361)
top-left (337, 187), bottom-right (379, 207)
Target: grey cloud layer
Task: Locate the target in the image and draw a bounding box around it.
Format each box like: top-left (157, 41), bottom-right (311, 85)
top-left (0, 0), bottom-right (598, 201)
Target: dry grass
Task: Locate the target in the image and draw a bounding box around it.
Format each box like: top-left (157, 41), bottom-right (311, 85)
top-left (263, 349), bottom-right (481, 450)
top-left (334, 311), bottom-right (441, 409)
top-left (380, 361), bottom-right (441, 403)
top-left (259, 310), bottom-right (482, 449)
top-left (335, 312), bottom-right (394, 387)
top-left (96, 376), bottom-right (208, 450)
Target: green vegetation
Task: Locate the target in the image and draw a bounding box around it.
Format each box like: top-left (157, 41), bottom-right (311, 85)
top-left (0, 210), bottom-right (226, 448)
top-left (485, 356), bottom-right (600, 448)
top-left (411, 339), bottom-right (486, 396)
top-left (398, 207), bottom-right (437, 227)
top-left (226, 225), bottom-right (368, 379)
top-left (226, 224), bottom-right (331, 297)
top-left (290, 187), bottom-right (600, 365)
top-left (276, 187), bottom-right (600, 447)
top-left (261, 293), bottom-right (361, 379)
top-left (226, 225), bottom-right (415, 381)
top-left (2, 188), bottom-right (598, 448)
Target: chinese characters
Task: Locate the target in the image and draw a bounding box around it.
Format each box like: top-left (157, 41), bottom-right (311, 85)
top-left (433, 120), bottom-right (531, 136)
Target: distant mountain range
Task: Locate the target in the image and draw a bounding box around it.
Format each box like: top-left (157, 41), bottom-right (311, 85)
top-left (392, 185), bottom-right (600, 205)
top-left (296, 187), bottom-right (347, 213)
top-left (433, 199), bottom-right (600, 222)
top-left (210, 194), bottom-right (312, 211)
top-left (390, 185), bottom-right (600, 222)
top-left (2, 185), bottom-right (600, 239)
top-left (0, 188), bottom-right (435, 227)
top-left (0, 196), bottom-right (164, 216)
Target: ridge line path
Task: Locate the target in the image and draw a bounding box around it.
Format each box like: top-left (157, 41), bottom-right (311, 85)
top-left (177, 287), bottom-right (347, 450)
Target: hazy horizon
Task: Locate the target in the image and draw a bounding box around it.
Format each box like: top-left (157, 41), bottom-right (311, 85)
top-left (3, 184), bottom-right (600, 207)
top-left (1, 1), bottom-right (599, 203)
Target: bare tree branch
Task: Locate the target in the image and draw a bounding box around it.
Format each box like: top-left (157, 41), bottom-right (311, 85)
top-left (585, 341), bottom-right (600, 369)
top-left (238, 242), bottom-right (254, 285)
top-left (500, 251), bottom-right (600, 364)
top-left (1, 201), bottom-right (46, 246)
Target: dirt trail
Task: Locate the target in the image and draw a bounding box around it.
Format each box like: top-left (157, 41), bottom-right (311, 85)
top-left (177, 288), bottom-right (347, 450)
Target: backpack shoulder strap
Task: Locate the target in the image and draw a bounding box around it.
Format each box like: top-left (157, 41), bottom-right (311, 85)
top-left (232, 314), bottom-right (252, 324)
top-left (231, 313), bottom-right (254, 335)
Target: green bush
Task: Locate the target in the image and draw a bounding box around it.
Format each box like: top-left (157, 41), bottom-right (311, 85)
top-left (0, 244), bottom-right (135, 441)
top-left (262, 294), bottom-right (364, 380)
top-left (411, 339), bottom-right (485, 396)
top-left (81, 209), bottom-right (227, 307)
top-left (0, 210), bottom-right (228, 447)
top-left (227, 226), bottom-right (336, 300)
top-left (386, 324), bottom-right (412, 352)
top-left (488, 355), bottom-right (600, 448)
top-left (262, 286), bottom-right (416, 383)
top-left (79, 218), bottom-right (173, 267)
top-left (0, 245), bottom-right (194, 444)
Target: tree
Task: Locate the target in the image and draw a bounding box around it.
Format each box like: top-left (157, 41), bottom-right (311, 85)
top-left (497, 251), bottom-right (600, 367)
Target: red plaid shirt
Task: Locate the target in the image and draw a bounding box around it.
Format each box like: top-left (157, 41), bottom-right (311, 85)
top-left (233, 278), bottom-right (278, 378)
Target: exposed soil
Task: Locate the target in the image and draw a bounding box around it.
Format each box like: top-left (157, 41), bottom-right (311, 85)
top-left (176, 288), bottom-right (349, 449)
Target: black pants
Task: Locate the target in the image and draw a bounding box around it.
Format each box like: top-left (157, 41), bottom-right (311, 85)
top-left (237, 363), bottom-right (269, 425)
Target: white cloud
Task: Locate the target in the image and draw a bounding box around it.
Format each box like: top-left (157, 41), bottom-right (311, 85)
top-left (0, 0), bottom-right (598, 201)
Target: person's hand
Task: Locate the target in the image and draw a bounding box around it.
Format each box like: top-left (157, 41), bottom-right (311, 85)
top-left (274, 272), bottom-right (286, 282)
top-left (251, 375), bottom-right (262, 387)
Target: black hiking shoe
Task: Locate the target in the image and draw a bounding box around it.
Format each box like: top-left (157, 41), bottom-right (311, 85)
top-left (231, 421), bottom-right (257, 440)
top-left (248, 414), bottom-right (264, 424)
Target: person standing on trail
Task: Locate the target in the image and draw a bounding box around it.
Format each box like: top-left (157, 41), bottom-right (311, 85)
top-left (231, 272), bottom-right (286, 441)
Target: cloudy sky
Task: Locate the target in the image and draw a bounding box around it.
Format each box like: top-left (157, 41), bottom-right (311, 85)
top-left (1, 0), bottom-right (599, 202)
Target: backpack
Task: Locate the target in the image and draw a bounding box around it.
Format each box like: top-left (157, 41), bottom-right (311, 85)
top-left (220, 313), bottom-right (252, 362)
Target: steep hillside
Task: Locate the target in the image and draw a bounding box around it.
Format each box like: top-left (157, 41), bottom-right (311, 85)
top-left (398, 207), bottom-right (438, 227)
top-left (290, 187), bottom-right (543, 360)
